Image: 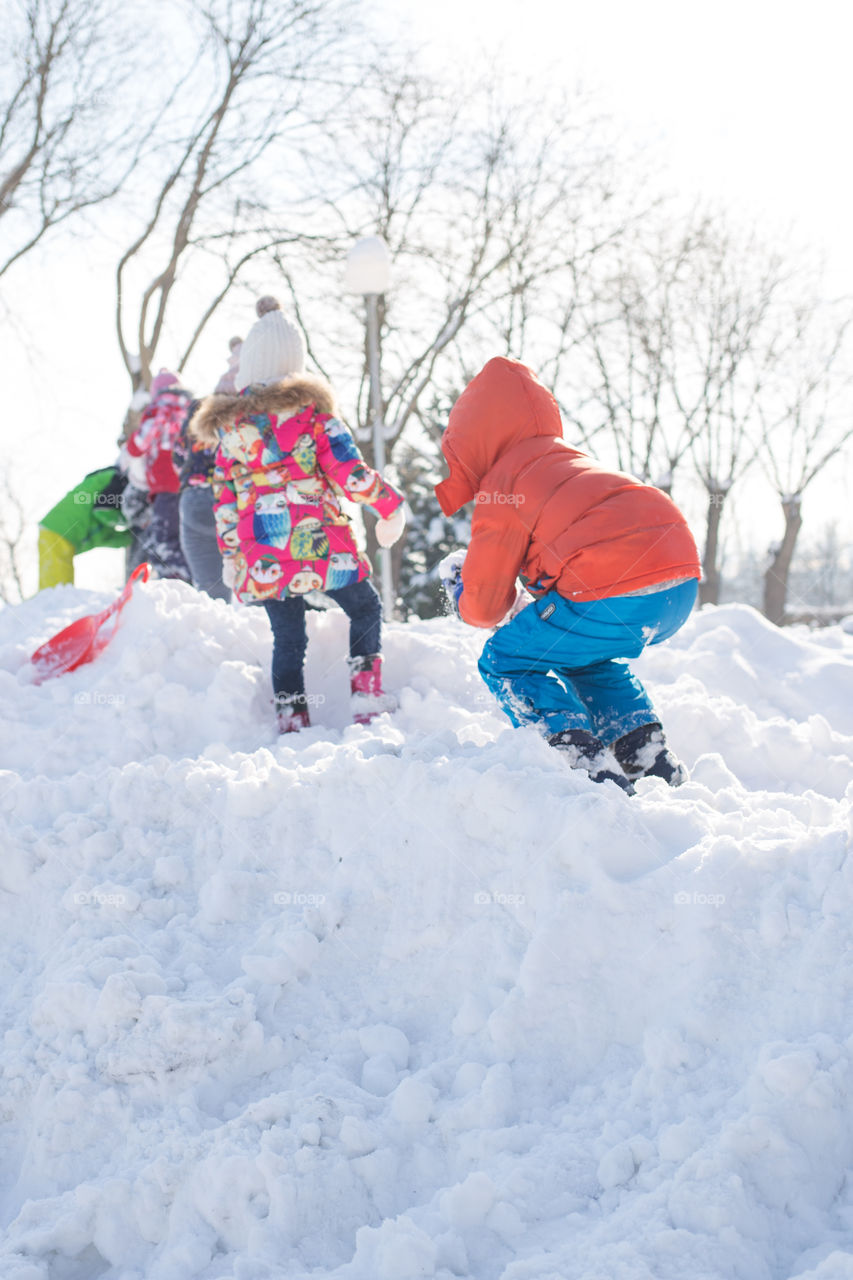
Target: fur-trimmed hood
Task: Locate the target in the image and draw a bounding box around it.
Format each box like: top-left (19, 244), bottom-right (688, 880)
top-left (190, 374), bottom-right (338, 446)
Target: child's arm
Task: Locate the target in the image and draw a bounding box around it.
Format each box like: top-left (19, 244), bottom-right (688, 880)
top-left (458, 504), bottom-right (531, 628)
top-left (172, 407), bottom-right (194, 476)
top-left (89, 471), bottom-right (133, 549)
top-left (314, 416), bottom-right (403, 520)
top-left (124, 433), bottom-right (144, 459)
top-left (125, 408), bottom-right (154, 458)
top-left (118, 443), bottom-right (148, 491)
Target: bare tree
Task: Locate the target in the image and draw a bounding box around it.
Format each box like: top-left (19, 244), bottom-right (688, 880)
top-left (114, 0), bottom-right (361, 421)
top-left (558, 211), bottom-right (795, 605)
top-left (786, 522), bottom-right (851, 618)
top-left (678, 223), bottom-right (790, 605)
top-left (274, 65), bottom-right (631, 443)
top-left (265, 63), bottom-right (635, 578)
top-left (758, 296), bottom-right (853, 624)
top-left (561, 222), bottom-right (696, 484)
top-left (0, 0), bottom-right (143, 280)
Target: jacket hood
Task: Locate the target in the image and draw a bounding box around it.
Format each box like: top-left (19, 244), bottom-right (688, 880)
top-left (435, 358), bottom-right (563, 515)
top-left (191, 374), bottom-right (337, 446)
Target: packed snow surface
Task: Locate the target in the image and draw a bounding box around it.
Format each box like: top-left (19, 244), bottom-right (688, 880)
top-left (1, 580), bottom-right (852, 1280)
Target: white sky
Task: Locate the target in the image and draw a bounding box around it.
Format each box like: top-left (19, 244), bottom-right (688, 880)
top-left (7, 0), bottom-right (853, 591)
top-left (388, 0), bottom-right (853, 284)
top-left (385, 0), bottom-right (853, 555)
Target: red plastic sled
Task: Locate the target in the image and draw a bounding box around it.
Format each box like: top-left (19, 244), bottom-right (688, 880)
top-left (30, 562), bottom-right (150, 684)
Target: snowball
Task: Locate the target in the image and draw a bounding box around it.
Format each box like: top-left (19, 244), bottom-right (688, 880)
top-left (340, 1115), bottom-right (377, 1157)
top-left (440, 1172), bottom-right (498, 1228)
top-left (597, 1142), bottom-right (637, 1189)
top-left (658, 1119), bottom-right (704, 1162)
top-left (358, 1023), bottom-right (410, 1069)
top-left (389, 1076), bottom-right (435, 1128)
top-left (760, 1051), bottom-right (817, 1097)
top-left (361, 1053), bottom-right (399, 1097)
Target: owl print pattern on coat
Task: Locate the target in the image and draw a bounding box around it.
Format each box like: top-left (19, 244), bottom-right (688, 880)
top-left (207, 378), bottom-right (403, 604)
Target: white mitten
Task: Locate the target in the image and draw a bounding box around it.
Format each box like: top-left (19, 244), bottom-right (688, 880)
top-left (124, 451), bottom-right (148, 490)
top-left (376, 506), bottom-right (406, 548)
top-left (438, 548), bottom-right (467, 618)
top-left (437, 549), bottom-right (466, 584)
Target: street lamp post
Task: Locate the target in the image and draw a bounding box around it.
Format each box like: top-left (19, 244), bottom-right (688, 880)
top-left (344, 236), bottom-right (394, 621)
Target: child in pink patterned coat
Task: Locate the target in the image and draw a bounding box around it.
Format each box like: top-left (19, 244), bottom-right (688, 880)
top-left (191, 297), bottom-right (406, 733)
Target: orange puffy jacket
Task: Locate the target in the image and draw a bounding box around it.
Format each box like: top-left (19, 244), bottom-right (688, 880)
top-left (435, 357), bottom-right (701, 629)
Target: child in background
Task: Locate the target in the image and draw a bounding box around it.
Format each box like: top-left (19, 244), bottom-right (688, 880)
top-left (437, 357), bottom-right (701, 792)
top-left (175, 338), bottom-right (243, 601)
top-left (191, 296), bottom-right (406, 733)
top-left (38, 465), bottom-right (132, 589)
top-left (125, 369), bottom-right (193, 580)
top-left (213, 336), bottom-right (243, 396)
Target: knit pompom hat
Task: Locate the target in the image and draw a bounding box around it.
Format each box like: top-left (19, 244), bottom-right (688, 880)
top-left (150, 368), bottom-right (180, 397)
top-left (236, 297), bottom-right (306, 391)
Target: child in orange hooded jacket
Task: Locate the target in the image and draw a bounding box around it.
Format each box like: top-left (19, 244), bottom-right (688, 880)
top-left (436, 357), bottom-right (701, 791)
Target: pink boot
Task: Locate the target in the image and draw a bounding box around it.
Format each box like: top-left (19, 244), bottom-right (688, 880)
top-left (275, 693), bottom-right (311, 734)
top-left (349, 654), bottom-right (397, 725)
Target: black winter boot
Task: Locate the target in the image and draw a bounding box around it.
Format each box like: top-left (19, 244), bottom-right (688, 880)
top-left (548, 728), bottom-right (635, 794)
top-left (612, 722), bottom-right (686, 787)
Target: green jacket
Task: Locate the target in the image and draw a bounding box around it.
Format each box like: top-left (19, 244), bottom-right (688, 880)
top-left (39, 467), bottom-right (133, 554)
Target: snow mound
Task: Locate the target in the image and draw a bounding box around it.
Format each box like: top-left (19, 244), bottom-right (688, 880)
top-left (0, 582), bottom-right (852, 1279)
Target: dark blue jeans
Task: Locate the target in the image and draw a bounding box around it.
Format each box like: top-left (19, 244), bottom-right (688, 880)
top-left (263, 577), bottom-right (382, 698)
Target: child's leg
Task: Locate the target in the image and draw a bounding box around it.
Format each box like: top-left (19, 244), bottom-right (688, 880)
top-left (481, 584), bottom-right (696, 786)
top-left (121, 486), bottom-right (152, 576)
top-left (179, 486), bottom-right (230, 601)
top-left (479, 595), bottom-right (615, 736)
top-left (147, 493), bottom-right (191, 581)
top-left (479, 587), bottom-right (688, 740)
top-left (325, 578), bottom-right (382, 658)
top-left (568, 580), bottom-right (697, 743)
top-left (263, 597), bottom-right (308, 698)
top-left (38, 527), bottom-right (75, 589)
top-left (607, 580), bottom-right (697, 784)
top-left (479, 608), bottom-right (636, 788)
top-left (561, 660), bottom-right (656, 743)
top-left (325, 578), bottom-right (392, 722)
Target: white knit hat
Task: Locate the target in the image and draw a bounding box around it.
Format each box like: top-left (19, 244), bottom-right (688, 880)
top-left (236, 297), bottom-right (306, 391)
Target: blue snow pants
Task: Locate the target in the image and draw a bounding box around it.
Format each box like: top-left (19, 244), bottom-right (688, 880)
top-left (478, 579), bottom-right (697, 743)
